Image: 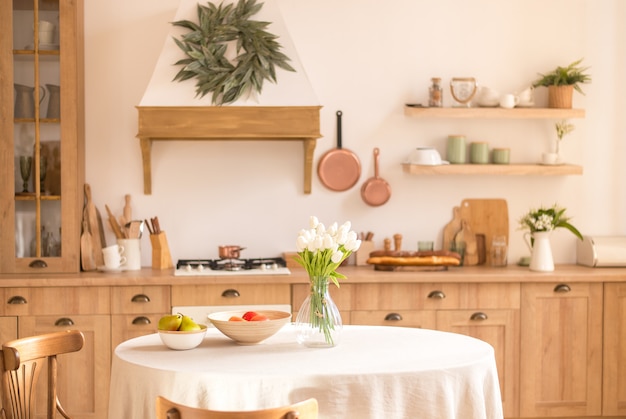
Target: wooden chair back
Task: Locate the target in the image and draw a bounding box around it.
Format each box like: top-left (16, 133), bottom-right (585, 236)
top-left (0, 330), bottom-right (85, 419)
top-left (155, 396), bottom-right (318, 419)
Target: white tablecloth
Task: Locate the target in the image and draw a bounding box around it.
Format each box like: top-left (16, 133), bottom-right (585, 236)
top-left (108, 325), bottom-right (503, 419)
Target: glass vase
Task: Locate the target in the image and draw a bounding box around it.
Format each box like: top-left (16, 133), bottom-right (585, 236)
top-left (295, 276), bottom-right (342, 348)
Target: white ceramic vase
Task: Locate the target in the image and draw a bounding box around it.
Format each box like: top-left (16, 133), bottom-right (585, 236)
top-left (524, 231), bottom-right (554, 272)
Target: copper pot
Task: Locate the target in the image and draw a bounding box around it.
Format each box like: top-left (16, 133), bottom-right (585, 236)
top-left (218, 245), bottom-right (246, 259)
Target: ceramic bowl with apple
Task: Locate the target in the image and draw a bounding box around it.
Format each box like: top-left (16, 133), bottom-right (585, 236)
top-left (208, 310), bottom-right (291, 345)
top-left (157, 313), bottom-right (208, 350)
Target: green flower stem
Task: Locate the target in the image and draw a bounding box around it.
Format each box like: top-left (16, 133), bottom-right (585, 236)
top-left (307, 276), bottom-right (336, 346)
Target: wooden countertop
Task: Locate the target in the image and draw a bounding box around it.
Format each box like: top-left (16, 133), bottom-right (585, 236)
top-left (0, 264), bottom-right (625, 287)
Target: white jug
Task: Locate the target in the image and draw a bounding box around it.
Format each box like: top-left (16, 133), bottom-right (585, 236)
top-left (524, 231), bottom-right (554, 272)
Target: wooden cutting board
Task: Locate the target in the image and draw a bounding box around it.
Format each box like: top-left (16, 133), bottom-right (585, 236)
top-left (84, 184), bottom-right (104, 267)
top-left (442, 206), bottom-right (463, 253)
top-left (459, 198), bottom-right (509, 266)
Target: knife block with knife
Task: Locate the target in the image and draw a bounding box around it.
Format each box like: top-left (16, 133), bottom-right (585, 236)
top-left (147, 217), bottom-right (173, 270)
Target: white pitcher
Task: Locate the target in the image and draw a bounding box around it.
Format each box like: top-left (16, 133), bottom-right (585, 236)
top-left (524, 231), bottom-right (554, 272)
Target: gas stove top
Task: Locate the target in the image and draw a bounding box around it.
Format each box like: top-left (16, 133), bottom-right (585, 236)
top-left (174, 257), bottom-right (291, 276)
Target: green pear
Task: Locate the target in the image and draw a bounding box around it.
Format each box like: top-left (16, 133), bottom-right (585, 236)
top-left (158, 313), bottom-right (183, 331)
top-left (179, 315), bottom-right (201, 331)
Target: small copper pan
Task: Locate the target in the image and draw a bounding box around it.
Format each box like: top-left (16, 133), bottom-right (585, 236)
top-left (317, 110), bottom-right (361, 191)
top-left (361, 148), bottom-right (391, 206)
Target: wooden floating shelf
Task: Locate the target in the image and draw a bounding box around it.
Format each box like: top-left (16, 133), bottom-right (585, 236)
top-left (402, 163), bottom-right (583, 176)
top-left (404, 106), bottom-right (585, 119)
top-left (136, 106), bottom-right (322, 195)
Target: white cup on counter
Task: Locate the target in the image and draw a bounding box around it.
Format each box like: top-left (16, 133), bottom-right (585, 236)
top-left (102, 244), bottom-right (126, 269)
top-left (118, 238), bottom-right (141, 270)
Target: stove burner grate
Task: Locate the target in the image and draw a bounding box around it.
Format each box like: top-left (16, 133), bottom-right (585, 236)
top-left (176, 257), bottom-right (287, 271)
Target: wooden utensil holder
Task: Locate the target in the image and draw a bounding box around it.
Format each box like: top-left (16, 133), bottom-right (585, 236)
top-left (150, 232), bottom-right (173, 270)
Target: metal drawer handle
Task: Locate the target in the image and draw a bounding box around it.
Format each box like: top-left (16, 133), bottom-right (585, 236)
top-left (54, 317), bottom-right (75, 327)
top-left (28, 259), bottom-right (47, 268)
top-left (554, 284), bottom-right (571, 293)
top-left (470, 312), bottom-right (488, 321)
top-left (132, 316), bottom-right (151, 325)
top-left (131, 294), bottom-right (151, 303)
top-left (221, 289), bottom-right (240, 298)
top-left (427, 290), bottom-right (446, 299)
top-left (7, 296), bottom-right (27, 305)
top-left (384, 313), bottom-right (403, 321)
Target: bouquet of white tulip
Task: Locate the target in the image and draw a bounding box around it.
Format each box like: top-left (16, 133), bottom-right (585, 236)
top-left (295, 216), bottom-right (362, 285)
top-left (294, 216), bottom-right (361, 347)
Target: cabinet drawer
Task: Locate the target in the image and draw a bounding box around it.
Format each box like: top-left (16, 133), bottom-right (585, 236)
top-left (351, 310), bottom-right (436, 329)
top-left (111, 286), bottom-right (171, 314)
top-left (354, 283), bottom-right (459, 310)
top-left (291, 284), bottom-right (353, 312)
top-left (172, 284), bottom-right (290, 306)
top-left (0, 287), bottom-right (110, 316)
top-left (354, 283), bottom-right (519, 310)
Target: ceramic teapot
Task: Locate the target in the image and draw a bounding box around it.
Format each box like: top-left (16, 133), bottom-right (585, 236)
top-left (14, 84), bottom-right (46, 119)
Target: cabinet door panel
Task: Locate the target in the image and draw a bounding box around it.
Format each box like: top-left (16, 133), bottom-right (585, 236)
top-left (437, 309), bottom-right (519, 418)
top-left (604, 283), bottom-right (626, 415)
top-left (19, 314), bottom-right (110, 419)
top-left (520, 282), bottom-right (602, 417)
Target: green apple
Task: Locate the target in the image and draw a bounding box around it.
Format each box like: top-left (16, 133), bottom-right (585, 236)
top-left (158, 313), bottom-right (183, 331)
top-left (179, 315), bottom-right (201, 331)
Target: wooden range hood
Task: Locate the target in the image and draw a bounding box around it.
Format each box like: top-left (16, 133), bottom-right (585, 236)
top-left (136, 105), bottom-right (321, 195)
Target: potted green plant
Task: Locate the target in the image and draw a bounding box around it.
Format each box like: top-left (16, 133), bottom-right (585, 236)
top-left (532, 58), bottom-right (591, 108)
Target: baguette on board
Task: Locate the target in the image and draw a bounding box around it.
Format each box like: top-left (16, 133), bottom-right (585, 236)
top-left (367, 250), bottom-right (461, 267)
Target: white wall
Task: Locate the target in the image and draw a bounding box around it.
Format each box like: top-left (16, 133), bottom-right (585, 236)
top-left (83, 0), bottom-right (626, 266)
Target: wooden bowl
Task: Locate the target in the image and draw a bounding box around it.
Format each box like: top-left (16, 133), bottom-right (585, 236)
top-left (208, 310), bottom-right (291, 345)
top-left (158, 324), bottom-right (207, 350)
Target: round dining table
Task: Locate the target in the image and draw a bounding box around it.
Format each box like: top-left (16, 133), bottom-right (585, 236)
top-left (108, 324), bottom-right (503, 419)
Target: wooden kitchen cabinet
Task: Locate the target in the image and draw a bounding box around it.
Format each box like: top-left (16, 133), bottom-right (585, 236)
top-left (110, 285), bottom-right (171, 350)
top-left (0, 286), bottom-right (111, 419)
top-left (348, 282), bottom-right (520, 417)
top-left (520, 282), bottom-right (603, 417)
top-left (603, 283), bottom-right (626, 416)
top-left (0, 0), bottom-right (85, 273)
top-left (19, 314), bottom-right (110, 419)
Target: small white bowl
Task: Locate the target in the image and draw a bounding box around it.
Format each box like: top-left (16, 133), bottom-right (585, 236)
top-left (407, 147), bottom-right (448, 165)
top-left (158, 324), bottom-right (208, 350)
top-left (208, 310), bottom-right (291, 345)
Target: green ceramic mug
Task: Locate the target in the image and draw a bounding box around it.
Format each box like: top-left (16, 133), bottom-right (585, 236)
top-left (446, 135), bottom-right (466, 164)
top-left (470, 142), bottom-right (489, 164)
top-left (492, 148), bottom-right (510, 164)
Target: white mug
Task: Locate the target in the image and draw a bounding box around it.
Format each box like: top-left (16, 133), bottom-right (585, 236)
top-left (102, 244), bottom-right (126, 269)
top-left (118, 238), bottom-right (141, 271)
top-left (499, 94), bottom-right (519, 109)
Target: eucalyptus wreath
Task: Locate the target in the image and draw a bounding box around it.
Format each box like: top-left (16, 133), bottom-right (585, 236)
top-left (171, 0), bottom-right (295, 105)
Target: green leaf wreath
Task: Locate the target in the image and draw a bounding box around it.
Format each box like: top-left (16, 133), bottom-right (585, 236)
top-left (171, 0), bottom-right (295, 105)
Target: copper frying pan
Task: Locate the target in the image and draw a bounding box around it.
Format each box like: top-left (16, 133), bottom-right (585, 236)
top-left (317, 110), bottom-right (361, 191)
top-left (361, 148), bottom-right (391, 206)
